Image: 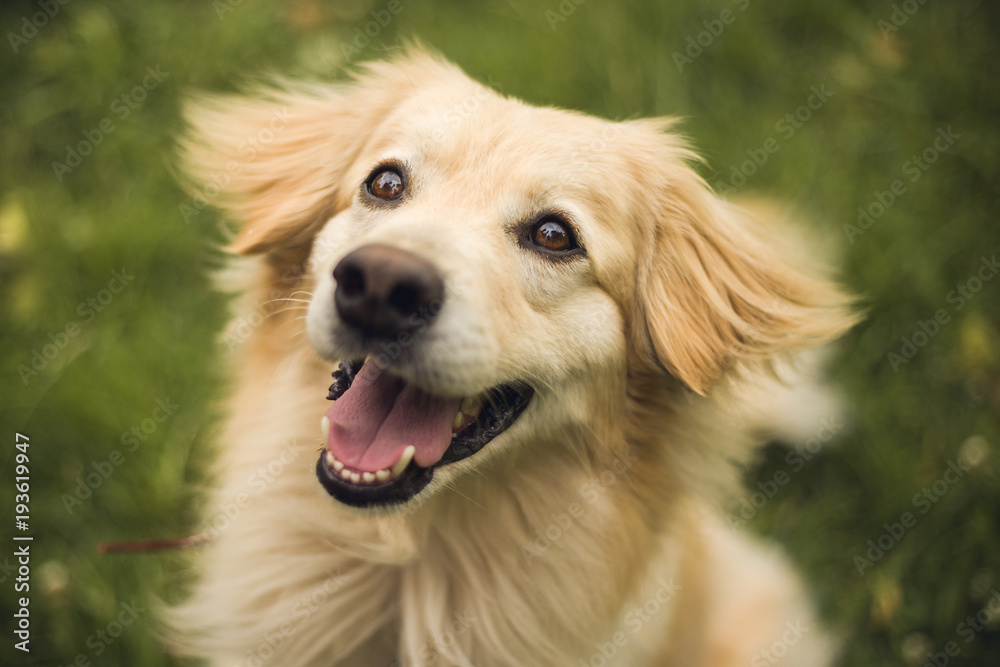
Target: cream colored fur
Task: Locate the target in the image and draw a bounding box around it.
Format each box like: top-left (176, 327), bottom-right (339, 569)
top-left (166, 48), bottom-right (858, 667)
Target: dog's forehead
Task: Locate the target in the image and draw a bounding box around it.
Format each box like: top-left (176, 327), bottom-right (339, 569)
top-left (372, 86), bottom-right (656, 229)
top-left (381, 86), bottom-right (634, 183)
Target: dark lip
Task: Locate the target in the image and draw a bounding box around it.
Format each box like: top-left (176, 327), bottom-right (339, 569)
top-left (315, 455), bottom-right (434, 508)
top-left (315, 359), bottom-right (534, 508)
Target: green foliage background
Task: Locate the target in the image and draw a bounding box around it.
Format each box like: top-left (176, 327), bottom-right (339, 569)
top-left (1, 0), bottom-right (998, 665)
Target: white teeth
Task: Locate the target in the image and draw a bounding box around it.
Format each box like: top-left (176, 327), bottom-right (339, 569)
top-left (460, 395), bottom-right (483, 417)
top-left (391, 445), bottom-right (416, 477)
top-left (321, 416), bottom-right (330, 438)
top-left (326, 443), bottom-right (409, 485)
top-left (325, 449), bottom-right (344, 472)
top-left (328, 450), bottom-right (384, 485)
top-left (452, 412), bottom-right (464, 430)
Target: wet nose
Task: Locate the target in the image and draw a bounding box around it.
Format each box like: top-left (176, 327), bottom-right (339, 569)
top-left (332, 243), bottom-right (445, 339)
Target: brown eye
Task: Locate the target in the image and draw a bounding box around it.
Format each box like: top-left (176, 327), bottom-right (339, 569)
top-left (531, 219), bottom-right (576, 253)
top-left (368, 168), bottom-right (405, 200)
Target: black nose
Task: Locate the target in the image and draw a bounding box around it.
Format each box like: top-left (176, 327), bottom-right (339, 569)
top-left (333, 244), bottom-right (445, 339)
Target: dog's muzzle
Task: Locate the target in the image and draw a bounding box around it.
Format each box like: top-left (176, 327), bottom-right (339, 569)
top-left (313, 244), bottom-right (534, 508)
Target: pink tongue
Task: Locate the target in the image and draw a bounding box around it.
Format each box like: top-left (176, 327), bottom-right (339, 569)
top-left (324, 362), bottom-right (461, 473)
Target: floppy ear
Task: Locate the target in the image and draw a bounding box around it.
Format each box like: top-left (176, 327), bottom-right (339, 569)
top-left (176, 49), bottom-right (460, 257)
top-left (640, 168), bottom-right (858, 395)
top-left (178, 86), bottom-right (358, 257)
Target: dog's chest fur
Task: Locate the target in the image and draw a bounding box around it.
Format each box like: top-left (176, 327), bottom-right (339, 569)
top-left (171, 339), bottom-right (696, 667)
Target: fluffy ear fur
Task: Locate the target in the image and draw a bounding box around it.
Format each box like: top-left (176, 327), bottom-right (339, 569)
top-left (176, 48), bottom-right (462, 258)
top-left (639, 157), bottom-right (858, 395)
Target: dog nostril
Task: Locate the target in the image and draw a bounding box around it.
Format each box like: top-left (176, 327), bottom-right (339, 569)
top-left (388, 284), bottom-right (420, 314)
top-left (338, 266), bottom-right (365, 298)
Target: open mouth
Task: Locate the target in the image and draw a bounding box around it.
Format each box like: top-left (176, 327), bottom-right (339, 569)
top-left (315, 359), bottom-right (533, 508)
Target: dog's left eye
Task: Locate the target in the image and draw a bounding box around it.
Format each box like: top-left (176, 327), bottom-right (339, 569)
top-left (367, 168), bottom-right (405, 200)
top-left (531, 218), bottom-right (578, 253)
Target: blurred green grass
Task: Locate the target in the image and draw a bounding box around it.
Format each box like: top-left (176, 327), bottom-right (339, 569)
top-left (1, 0), bottom-right (998, 665)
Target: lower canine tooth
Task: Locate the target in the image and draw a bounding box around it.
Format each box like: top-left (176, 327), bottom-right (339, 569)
top-left (375, 469), bottom-right (390, 482)
top-left (362, 472), bottom-right (375, 484)
top-left (391, 445), bottom-right (416, 477)
top-left (325, 451), bottom-right (336, 468)
top-left (452, 412), bottom-right (463, 430)
top-left (321, 416), bottom-right (331, 438)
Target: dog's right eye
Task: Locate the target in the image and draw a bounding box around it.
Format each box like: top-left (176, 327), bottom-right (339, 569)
top-left (527, 217), bottom-right (582, 257)
top-left (533, 220), bottom-right (573, 252)
top-left (366, 168), bottom-right (405, 200)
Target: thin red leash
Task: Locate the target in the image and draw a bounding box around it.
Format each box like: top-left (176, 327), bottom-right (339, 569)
top-left (98, 533), bottom-right (211, 554)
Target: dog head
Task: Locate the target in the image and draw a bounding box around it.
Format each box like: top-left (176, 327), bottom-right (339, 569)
top-left (180, 48), bottom-right (855, 510)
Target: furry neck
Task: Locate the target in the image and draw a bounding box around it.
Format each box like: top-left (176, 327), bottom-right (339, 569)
top-left (173, 379), bottom-right (684, 667)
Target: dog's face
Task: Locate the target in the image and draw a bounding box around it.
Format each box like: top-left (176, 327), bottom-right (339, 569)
top-left (181, 50), bottom-right (853, 510)
top-left (303, 81), bottom-right (650, 507)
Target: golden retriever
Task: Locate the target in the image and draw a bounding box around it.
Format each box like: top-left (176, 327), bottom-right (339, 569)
top-left (167, 47), bottom-right (857, 667)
